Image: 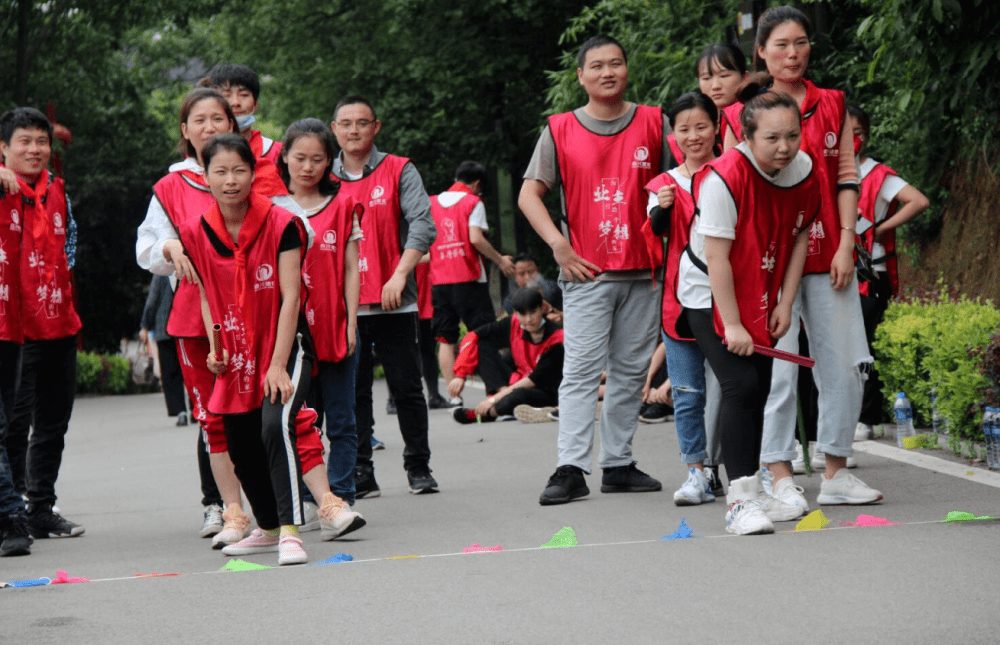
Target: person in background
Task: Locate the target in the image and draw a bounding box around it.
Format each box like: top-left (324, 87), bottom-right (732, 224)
top-left (140, 274), bottom-right (189, 426)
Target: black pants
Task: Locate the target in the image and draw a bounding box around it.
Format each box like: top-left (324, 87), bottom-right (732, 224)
top-left (0, 341), bottom-right (24, 520)
top-left (418, 318), bottom-right (439, 397)
top-left (157, 338), bottom-right (187, 417)
top-left (686, 309), bottom-right (773, 483)
top-left (859, 273), bottom-right (892, 425)
top-left (355, 313), bottom-right (430, 472)
top-left (197, 428), bottom-right (222, 507)
top-left (223, 335), bottom-right (311, 529)
top-left (476, 338), bottom-right (556, 415)
top-left (7, 336), bottom-right (76, 507)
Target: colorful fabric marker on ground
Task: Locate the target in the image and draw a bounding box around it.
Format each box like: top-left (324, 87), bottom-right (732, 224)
top-left (388, 555), bottom-right (419, 560)
top-left (220, 559), bottom-right (272, 571)
top-left (5, 577), bottom-right (51, 588)
top-left (661, 518), bottom-right (694, 540)
top-left (313, 553), bottom-right (353, 565)
top-left (51, 570), bottom-right (90, 584)
top-left (795, 510), bottom-right (831, 532)
top-left (463, 543), bottom-right (503, 553)
top-left (941, 510), bottom-right (998, 522)
top-left (541, 526), bottom-right (578, 548)
top-left (134, 572), bottom-right (182, 578)
top-left (840, 514), bottom-right (902, 527)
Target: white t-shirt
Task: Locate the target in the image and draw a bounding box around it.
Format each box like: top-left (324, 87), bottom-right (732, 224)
top-left (645, 168), bottom-right (709, 309)
top-left (860, 158), bottom-right (908, 270)
top-left (437, 190), bottom-right (489, 283)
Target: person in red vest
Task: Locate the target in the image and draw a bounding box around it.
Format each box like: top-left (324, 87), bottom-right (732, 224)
top-left (202, 64), bottom-right (283, 166)
top-left (429, 160), bottom-right (514, 407)
top-left (448, 288), bottom-right (564, 423)
top-left (698, 42), bottom-right (748, 149)
top-left (330, 96), bottom-right (438, 497)
top-left (849, 105), bottom-right (929, 440)
top-left (0, 107), bottom-right (84, 539)
top-left (518, 35), bottom-right (672, 505)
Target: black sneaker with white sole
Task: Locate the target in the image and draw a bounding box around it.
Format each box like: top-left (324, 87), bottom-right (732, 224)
top-left (705, 465), bottom-right (724, 497)
top-left (539, 465), bottom-right (589, 505)
top-left (27, 506), bottom-right (85, 539)
top-left (600, 462), bottom-right (662, 493)
top-left (1, 515), bottom-right (33, 556)
top-left (407, 468), bottom-right (439, 494)
top-left (354, 466), bottom-right (381, 499)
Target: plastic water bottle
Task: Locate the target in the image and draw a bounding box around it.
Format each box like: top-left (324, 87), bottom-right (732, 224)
top-left (931, 388), bottom-right (943, 434)
top-left (894, 392), bottom-right (915, 448)
top-left (984, 407), bottom-right (999, 470)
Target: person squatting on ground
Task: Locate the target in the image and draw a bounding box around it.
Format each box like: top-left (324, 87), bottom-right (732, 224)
top-left (330, 96), bottom-right (438, 498)
top-left (429, 160), bottom-right (514, 407)
top-left (0, 107), bottom-right (85, 542)
top-left (519, 35), bottom-right (671, 505)
top-left (448, 287), bottom-right (564, 424)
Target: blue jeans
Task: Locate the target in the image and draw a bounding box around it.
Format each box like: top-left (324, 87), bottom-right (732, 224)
top-left (663, 332), bottom-right (708, 464)
top-left (0, 340), bottom-right (26, 521)
top-left (308, 349), bottom-right (360, 505)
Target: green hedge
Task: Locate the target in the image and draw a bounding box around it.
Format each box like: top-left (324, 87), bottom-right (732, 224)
top-left (76, 352), bottom-right (135, 395)
top-left (873, 289), bottom-right (1000, 444)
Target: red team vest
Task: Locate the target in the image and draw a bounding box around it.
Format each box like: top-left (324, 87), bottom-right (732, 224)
top-left (18, 172), bottom-right (82, 340)
top-left (180, 204), bottom-right (305, 415)
top-left (336, 155), bottom-right (409, 305)
top-left (302, 193), bottom-right (361, 363)
top-left (548, 105), bottom-right (664, 272)
top-left (643, 172), bottom-right (697, 341)
top-left (666, 134), bottom-right (684, 166)
top-left (249, 130), bottom-right (283, 166)
top-left (415, 262), bottom-right (433, 321)
top-left (428, 192), bottom-right (482, 285)
top-left (797, 80), bottom-right (847, 275)
top-left (858, 162), bottom-right (900, 297)
top-left (693, 150), bottom-right (821, 347)
top-left (721, 102), bottom-right (743, 143)
top-left (508, 320), bottom-right (564, 384)
top-left (0, 188), bottom-right (24, 343)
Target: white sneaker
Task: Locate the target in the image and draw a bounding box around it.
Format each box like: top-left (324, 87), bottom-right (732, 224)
top-left (448, 396), bottom-right (463, 407)
top-left (817, 469), bottom-right (883, 505)
top-left (673, 467), bottom-right (716, 506)
top-left (791, 442), bottom-right (808, 475)
top-left (513, 405), bottom-right (557, 424)
top-left (199, 504), bottom-right (224, 538)
top-left (812, 450), bottom-right (858, 470)
top-left (724, 474), bottom-right (774, 535)
top-left (300, 501), bottom-right (320, 532)
top-left (319, 493), bottom-right (367, 540)
top-left (854, 422), bottom-right (873, 441)
top-left (758, 468), bottom-right (808, 522)
top-left (277, 535), bottom-right (308, 566)
top-left (212, 503), bottom-right (251, 549)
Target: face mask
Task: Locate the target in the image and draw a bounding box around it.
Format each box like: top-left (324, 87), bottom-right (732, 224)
top-left (853, 133), bottom-right (863, 155)
top-left (236, 113), bottom-right (256, 131)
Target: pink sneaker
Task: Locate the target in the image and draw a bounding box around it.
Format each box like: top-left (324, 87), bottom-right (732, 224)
top-left (319, 493), bottom-right (366, 541)
top-left (221, 528), bottom-right (279, 556)
top-left (212, 504), bottom-right (251, 550)
top-left (278, 535), bottom-right (307, 565)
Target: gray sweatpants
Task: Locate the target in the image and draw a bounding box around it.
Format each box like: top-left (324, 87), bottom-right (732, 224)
top-left (557, 279), bottom-right (660, 472)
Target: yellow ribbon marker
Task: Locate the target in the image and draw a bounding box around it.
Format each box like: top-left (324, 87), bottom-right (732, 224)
top-left (388, 555), bottom-right (419, 560)
top-left (795, 509), bottom-right (831, 532)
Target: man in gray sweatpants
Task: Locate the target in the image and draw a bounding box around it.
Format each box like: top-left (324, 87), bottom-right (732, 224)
top-left (518, 35), bottom-right (671, 505)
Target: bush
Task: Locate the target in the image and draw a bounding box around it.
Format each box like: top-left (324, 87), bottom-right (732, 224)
top-left (874, 288), bottom-right (1000, 443)
top-left (76, 351), bottom-right (137, 395)
top-left (76, 352), bottom-right (102, 393)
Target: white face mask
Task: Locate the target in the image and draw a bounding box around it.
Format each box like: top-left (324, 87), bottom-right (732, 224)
top-left (235, 113), bottom-right (256, 131)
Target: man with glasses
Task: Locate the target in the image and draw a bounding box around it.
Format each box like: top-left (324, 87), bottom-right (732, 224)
top-left (331, 96), bottom-right (438, 497)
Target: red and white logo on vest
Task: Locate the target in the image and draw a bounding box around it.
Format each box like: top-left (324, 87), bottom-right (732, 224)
top-left (53, 212), bottom-right (65, 235)
top-left (320, 230), bottom-right (338, 252)
top-left (823, 131), bottom-right (839, 157)
top-left (0, 240), bottom-right (8, 313)
top-left (254, 263), bottom-right (275, 291)
top-left (9, 209), bottom-right (20, 232)
top-left (441, 218), bottom-right (457, 243)
top-left (807, 220), bottom-right (825, 256)
top-left (761, 241), bottom-right (777, 273)
top-left (632, 146), bottom-right (652, 170)
top-left (369, 185), bottom-right (388, 207)
top-left (594, 177), bottom-right (628, 254)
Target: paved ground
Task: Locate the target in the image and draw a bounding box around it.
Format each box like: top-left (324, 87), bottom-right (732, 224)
top-left (2, 382), bottom-right (999, 644)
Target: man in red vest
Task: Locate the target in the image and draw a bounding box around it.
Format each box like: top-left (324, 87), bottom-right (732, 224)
top-left (519, 36), bottom-right (673, 505)
top-left (203, 64), bottom-right (283, 165)
top-left (429, 160), bottom-right (514, 407)
top-left (0, 107), bottom-right (85, 538)
top-left (331, 96), bottom-right (438, 497)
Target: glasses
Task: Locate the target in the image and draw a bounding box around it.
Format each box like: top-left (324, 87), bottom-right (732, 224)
top-left (335, 119), bottom-right (374, 130)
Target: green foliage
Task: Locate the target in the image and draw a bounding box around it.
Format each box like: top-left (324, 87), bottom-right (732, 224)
top-left (76, 351), bottom-right (103, 393)
top-left (76, 351), bottom-right (134, 394)
top-left (873, 286), bottom-right (1000, 442)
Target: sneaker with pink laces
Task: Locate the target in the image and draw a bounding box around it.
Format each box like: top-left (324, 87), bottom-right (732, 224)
top-left (221, 528), bottom-right (279, 556)
top-left (277, 535), bottom-right (308, 566)
top-left (319, 493), bottom-right (366, 541)
top-left (212, 504), bottom-right (251, 550)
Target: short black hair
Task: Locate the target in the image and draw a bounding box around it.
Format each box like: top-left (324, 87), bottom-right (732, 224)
top-left (577, 35), bottom-right (627, 69)
top-left (202, 133), bottom-right (256, 172)
top-left (667, 92), bottom-right (719, 129)
top-left (847, 105), bottom-right (871, 139)
top-left (454, 160), bottom-right (487, 187)
top-left (513, 252), bottom-right (538, 265)
top-left (278, 118), bottom-right (339, 197)
top-left (205, 63), bottom-right (261, 101)
top-left (510, 287), bottom-right (544, 315)
top-left (0, 107), bottom-right (52, 145)
top-left (333, 95), bottom-right (378, 123)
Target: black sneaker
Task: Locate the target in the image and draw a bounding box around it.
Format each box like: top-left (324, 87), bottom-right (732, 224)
top-left (427, 393), bottom-right (451, 410)
top-left (27, 506), bottom-right (85, 539)
top-left (705, 465), bottom-right (724, 497)
top-left (386, 398), bottom-right (397, 415)
top-left (539, 465), bottom-right (589, 505)
top-left (0, 515), bottom-right (33, 557)
top-left (453, 407), bottom-right (494, 424)
top-left (175, 411), bottom-right (189, 426)
top-left (354, 466), bottom-right (381, 499)
top-left (600, 462), bottom-right (662, 493)
top-left (407, 468), bottom-right (439, 494)
top-left (639, 403), bottom-right (673, 424)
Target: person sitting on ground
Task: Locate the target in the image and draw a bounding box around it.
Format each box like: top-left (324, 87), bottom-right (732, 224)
top-left (448, 288), bottom-right (564, 424)
top-left (502, 252), bottom-right (562, 323)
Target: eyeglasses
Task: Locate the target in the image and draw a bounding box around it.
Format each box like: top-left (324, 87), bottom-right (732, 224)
top-left (335, 119), bottom-right (374, 130)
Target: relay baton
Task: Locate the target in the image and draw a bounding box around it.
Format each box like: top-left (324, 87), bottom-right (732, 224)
top-left (722, 340), bottom-right (815, 368)
top-left (212, 324), bottom-right (223, 362)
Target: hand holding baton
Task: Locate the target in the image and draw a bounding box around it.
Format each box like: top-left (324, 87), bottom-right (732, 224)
top-left (723, 339), bottom-right (815, 368)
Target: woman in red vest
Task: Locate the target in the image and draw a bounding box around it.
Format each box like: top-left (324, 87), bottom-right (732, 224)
top-left (849, 105), bottom-right (929, 439)
top-left (737, 6), bottom-right (884, 510)
top-left (688, 88), bottom-right (819, 534)
top-left (696, 42), bottom-right (748, 147)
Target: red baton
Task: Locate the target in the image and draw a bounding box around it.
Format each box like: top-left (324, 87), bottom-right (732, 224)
top-left (722, 339), bottom-right (815, 368)
top-left (212, 324), bottom-right (223, 362)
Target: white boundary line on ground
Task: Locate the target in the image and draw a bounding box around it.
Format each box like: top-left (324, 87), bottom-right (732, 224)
top-left (854, 440), bottom-right (1000, 489)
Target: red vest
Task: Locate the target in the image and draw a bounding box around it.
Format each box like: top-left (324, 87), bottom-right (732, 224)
top-left (302, 193), bottom-right (361, 363)
top-left (336, 155), bottom-right (409, 305)
top-left (19, 173), bottom-right (82, 340)
top-left (798, 80), bottom-right (847, 275)
top-left (666, 134), bottom-right (684, 166)
top-left (548, 105), bottom-right (664, 272)
top-left (721, 102), bottom-right (743, 143)
top-left (508, 318), bottom-right (564, 384)
top-left (429, 192), bottom-right (482, 285)
top-left (180, 204), bottom-right (305, 415)
top-left (0, 188), bottom-right (24, 343)
top-left (643, 172), bottom-right (697, 341)
top-left (693, 150), bottom-right (820, 347)
top-left (858, 162), bottom-right (900, 297)
top-left (415, 261), bottom-right (433, 320)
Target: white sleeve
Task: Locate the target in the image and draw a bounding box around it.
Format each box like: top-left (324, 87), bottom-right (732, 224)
top-left (646, 190), bottom-right (658, 215)
top-left (875, 175), bottom-right (909, 223)
top-left (695, 172), bottom-right (738, 240)
top-left (468, 201), bottom-right (488, 230)
top-left (136, 195), bottom-right (179, 275)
